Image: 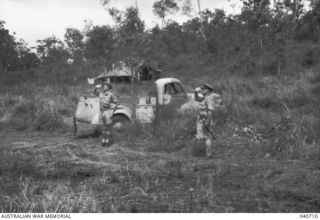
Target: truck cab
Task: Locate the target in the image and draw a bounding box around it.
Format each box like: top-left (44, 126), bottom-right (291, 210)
top-left (148, 78), bottom-right (190, 106)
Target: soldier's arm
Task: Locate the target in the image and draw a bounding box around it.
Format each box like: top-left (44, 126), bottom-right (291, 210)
top-left (111, 93), bottom-right (118, 104)
top-left (93, 85), bottom-right (100, 96)
top-left (215, 96), bottom-right (223, 106)
top-left (209, 94), bottom-right (222, 110)
top-left (194, 87), bottom-right (204, 102)
top-left (99, 94), bottom-right (109, 107)
top-left (206, 95), bottom-right (215, 111)
top-left (205, 95), bottom-right (216, 126)
top-left (206, 109), bottom-right (213, 125)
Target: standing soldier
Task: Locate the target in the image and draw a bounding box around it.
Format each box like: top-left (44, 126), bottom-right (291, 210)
top-left (194, 83), bottom-right (222, 159)
top-left (93, 81), bottom-right (118, 147)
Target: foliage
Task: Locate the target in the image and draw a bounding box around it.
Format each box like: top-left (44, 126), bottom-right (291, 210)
top-left (153, 0), bottom-right (179, 25)
top-left (0, 21), bottom-right (18, 72)
top-left (0, 21), bottom-right (39, 73)
top-left (3, 0), bottom-right (320, 79)
top-left (36, 36), bottom-right (69, 65)
top-left (64, 28), bottom-right (84, 63)
top-left (84, 25), bottom-right (114, 64)
top-left (110, 6), bottom-right (146, 81)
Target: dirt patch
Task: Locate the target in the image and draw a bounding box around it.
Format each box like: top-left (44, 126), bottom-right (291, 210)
top-left (1, 131), bottom-right (319, 212)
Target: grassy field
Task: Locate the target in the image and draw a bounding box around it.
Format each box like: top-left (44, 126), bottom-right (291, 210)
top-left (0, 69), bottom-right (319, 212)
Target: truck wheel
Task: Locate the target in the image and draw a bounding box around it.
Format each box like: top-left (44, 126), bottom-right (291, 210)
top-left (112, 114), bottom-right (129, 131)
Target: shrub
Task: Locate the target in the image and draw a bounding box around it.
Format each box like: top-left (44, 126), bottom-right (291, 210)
top-left (250, 96), bottom-right (282, 112)
top-left (153, 106), bottom-right (195, 140)
top-left (0, 95), bottom-right (65, 132)
top-left (120, 120), bottom-right (146, 144)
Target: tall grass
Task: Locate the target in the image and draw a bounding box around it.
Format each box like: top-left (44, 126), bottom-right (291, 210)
top-left (0, 83), bottom-right (81, 132)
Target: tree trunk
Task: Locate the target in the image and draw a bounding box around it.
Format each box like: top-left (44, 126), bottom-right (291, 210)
top-left (162, 0), bottom-right (166, 28)
top-left (197, 0), bottom-right (206, 40)
top-left (130, 64), bottom-right (135, 84)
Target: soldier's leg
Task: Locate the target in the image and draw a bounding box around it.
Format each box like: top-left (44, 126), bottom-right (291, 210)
top-left (196, 115), bottom-right (206, 140)
top-left (205, 121), bottom-right (215, 159)
top-left (100, 111), bottom-right (107, 147)
top-left (105, 109), bottom-right (113, 125)
top-left (100, 111), bottom-right (110, 147)
top-left (101, 110), bottom-right (114, 147)
top-left (205, 136), bottom-right (214, 159)
top-left (101, 111), bottom-right (107, 130)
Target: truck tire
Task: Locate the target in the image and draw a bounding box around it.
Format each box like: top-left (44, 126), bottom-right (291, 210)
top-left (112, 114), bottom-right (130, 130)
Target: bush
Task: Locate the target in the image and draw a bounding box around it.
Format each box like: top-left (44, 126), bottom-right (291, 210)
top-left (251, 96), bottom-right (282, 112)
top-left (120, 120), bottom-right (146, 144)
top-left (0, 95), bottom-right (65, 132)
top-left (152, 106), bottom-right (195, 141)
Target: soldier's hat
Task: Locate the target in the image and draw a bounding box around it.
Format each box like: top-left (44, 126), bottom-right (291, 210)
top-left (201, 83), bottom-right (214, 91)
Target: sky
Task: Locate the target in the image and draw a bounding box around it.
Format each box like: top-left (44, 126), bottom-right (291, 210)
top-left (0, 0), bottom-right (242, 47)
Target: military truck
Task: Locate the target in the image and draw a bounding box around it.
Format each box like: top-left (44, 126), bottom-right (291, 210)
top-left (73, 78), bottom-right (198, 135)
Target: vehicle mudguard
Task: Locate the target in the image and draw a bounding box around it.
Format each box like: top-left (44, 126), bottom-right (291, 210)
top-left (113, 105), bottom-right (133, 121)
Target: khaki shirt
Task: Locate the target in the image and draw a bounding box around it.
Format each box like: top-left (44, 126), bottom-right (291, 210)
top-left (198, 92), bottom-right (222, 117)
top-left (98, 90), bottom-right (117, 110)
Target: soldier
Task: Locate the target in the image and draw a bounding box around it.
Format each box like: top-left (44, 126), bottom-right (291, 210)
top-left (93, 82), bottom-right (118, 147)
top-left (195, 83), bottom-right (222, 159)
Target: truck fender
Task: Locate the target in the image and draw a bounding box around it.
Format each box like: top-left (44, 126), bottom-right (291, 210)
top-left (90, 105), bottom-right (133, 125)
top-left (113, 105), bottom-right (133, 121)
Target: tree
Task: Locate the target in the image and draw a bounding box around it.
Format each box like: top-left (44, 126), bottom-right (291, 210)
top-left (312, 0), bottom-right (320, 46)
top-left (197, 0), bottom-right (206, 39)
top-left (20, 52), bottom-right (39, 70)
top-left (153, 0), bottom-right (179, 26)
top-left (36, 36), bottom-right (68, 64)
top-left (0, 21), bottom-right (18, 73)
top-left (181, 0), bottom-right (193, 17)
top-left (84, 25), bottom-right (115, 63)
top-left (283, 0), bottom-right (305, 21)
top-left (111, 6), bottom-right (145, 83)
top-left (16, 39), bottom-right (39, 69)
top-left (64, 28), bottom-right (84, 63)
top-left (240, 0), bottom-right (272, 31)
top-left (0, 21), bottom-right (39, 73)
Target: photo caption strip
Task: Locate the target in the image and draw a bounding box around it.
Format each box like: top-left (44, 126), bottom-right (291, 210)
top-left (1, 213), bottom-right (320, 220)
top-left (0, 214), bottom-right (71, 219)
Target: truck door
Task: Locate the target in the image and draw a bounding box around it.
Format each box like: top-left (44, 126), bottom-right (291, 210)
top-left (163, 82), bottom-right (188, 108)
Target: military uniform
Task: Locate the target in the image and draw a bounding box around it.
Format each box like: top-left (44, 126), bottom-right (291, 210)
top-left (93, 84), bottom-right (117, 147)
top-left (195, 84), bottom-right (222, 158)
top-left (196, 92), bottom-right (222, 140)
top-left (97, 90), bottom-right (117, 125)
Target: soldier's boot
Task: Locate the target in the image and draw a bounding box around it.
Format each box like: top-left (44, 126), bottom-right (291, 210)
top-left (101, 124), bottom-right (114, 147)
top-left (101, 132), bottom-right (107, 147)
top-left (101, 128), bottom-right (112, 147)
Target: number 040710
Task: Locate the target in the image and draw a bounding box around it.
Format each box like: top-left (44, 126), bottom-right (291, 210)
top-left (300, 214), bottom-right (318, 219)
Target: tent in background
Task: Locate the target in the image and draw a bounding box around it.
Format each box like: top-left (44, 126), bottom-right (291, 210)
top-left (95, 61), bottom-right (162, 84)
top-left (96, 64), bottom-right (132, 83)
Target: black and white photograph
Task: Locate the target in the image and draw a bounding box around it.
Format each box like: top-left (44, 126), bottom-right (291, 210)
top-left (0, 0), bottom-right (319, 215)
